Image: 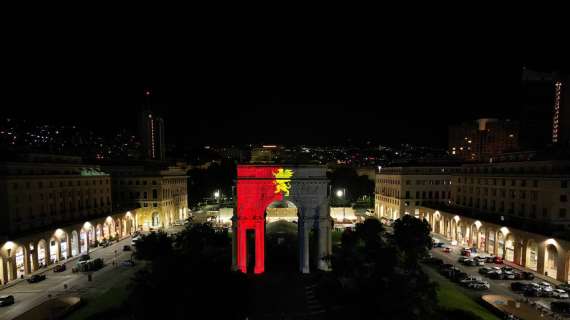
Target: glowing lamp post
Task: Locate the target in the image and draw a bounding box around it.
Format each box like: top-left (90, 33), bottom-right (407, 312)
top-left (336, 188), bottom-right (347, 222)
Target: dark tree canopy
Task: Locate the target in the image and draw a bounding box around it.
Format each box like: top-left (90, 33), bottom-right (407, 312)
top-left (392, 214), bottom-right (433, 265)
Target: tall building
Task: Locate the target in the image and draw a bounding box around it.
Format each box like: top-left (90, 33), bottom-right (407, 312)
top-left (520, 68), bottom-right (570, 149)
top-left (138, 89), bottom-right (166, 161)
top-left (139, 110), bottom-right (166, 160)
top-left (448, 119), bottom-right (519, 161)
top-left (552, 76), bottom-right (570, 145)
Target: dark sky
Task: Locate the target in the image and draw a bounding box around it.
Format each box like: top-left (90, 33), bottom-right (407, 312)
top-left (1, 16), bottom-right (567, 148)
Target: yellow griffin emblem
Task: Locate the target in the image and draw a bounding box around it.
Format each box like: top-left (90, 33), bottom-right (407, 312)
top-left (273, 168), bottom-right (293, 196)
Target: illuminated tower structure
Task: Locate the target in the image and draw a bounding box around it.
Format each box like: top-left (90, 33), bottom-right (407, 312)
top-left (520, 68), bottom-right (570, 149)
top-left (138, 89), bottom-right (166, 161)
top-left (552, 76), bottom-right (570, 145)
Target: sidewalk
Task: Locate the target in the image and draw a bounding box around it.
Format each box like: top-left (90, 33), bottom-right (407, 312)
top-left (0, 235), bottom-right (130, 291)
top-left (503, 260), bottom-right (564, 286)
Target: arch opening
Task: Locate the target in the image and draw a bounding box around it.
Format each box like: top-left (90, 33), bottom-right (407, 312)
top-left (265, 200), bottom-right (299, 272)
top-left (71, 231), bottom-right (79, 256)
top-left (525, 239), bottom-right (538, 271)
top-left (545, 244), bottom-right (558, 279)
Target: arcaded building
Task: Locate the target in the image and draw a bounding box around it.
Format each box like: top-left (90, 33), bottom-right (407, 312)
top-left (0, 155), bottom-right (112, 236)
top-left (104, 163), bottom-right (188, 230)
top-left (374, 166), bottom-right (454, 220)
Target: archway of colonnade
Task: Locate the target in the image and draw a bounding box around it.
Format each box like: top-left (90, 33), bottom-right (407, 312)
top-left (545, 244), bottom-right (558, 278)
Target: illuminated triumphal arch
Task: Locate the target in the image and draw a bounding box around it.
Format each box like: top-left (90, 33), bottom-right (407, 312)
top-left (232, 164), bottom-right (331, 274)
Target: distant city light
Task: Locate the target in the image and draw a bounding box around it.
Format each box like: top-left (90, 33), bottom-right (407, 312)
top-left (336, 190), bottom-right (344, 198)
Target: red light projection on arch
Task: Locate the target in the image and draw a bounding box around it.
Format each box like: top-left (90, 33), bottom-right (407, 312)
top-left (235, 165), bottom-right (294, 273)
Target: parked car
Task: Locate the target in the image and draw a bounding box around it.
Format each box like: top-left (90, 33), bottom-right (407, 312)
top-left (485, 256), bottom-right (496, 263)
top-left (502, 271), bottom-right (516, 280)
top-left (442, 247), bottom-right (451, 253)
top-left (524, 287), bottom-right (542, 297)
top-left (458, 257), bottom-right (470, 264)
top-left (512, 272), bottom-right (524, 280)
top-left (493, 256), bottom-right (504, 264)
top-left (473, 257), bottom-right (486, 266)
top-left (558, 284), bottom-right (570, 292)
top-left (521, 272), bottom-right (535, 280)
top-left (53, 264), bottom-right (66, 273)
top-left (511, 282), bottom-right (530, 292)
top-left (479, 267), bottom-right (494, 275)
top-left (461, 249), bottom-right (471, 257)
top-left (0, 295), bottom-right (14, 307)
top-left (467, 280), bottom-right (490, 290)
top-left (553, 289), bottom-right (570, 299)
top-left (464, 259), bottom-right (478, 267)
top-left (452, 271), bottom-right (469, 282)
top-left (123, 245), bottom-right (132, 252)
top-left (460, 276), bottom-right (481, 286)
top-left (433, 242), bottom-right (445, 248)
top-left (131, 236), bottom-right (141, 246)
top-left (0, 295), bottom-right (15, 307)
top-left (27, 274), bottom-right (46, 283)
top-left (78, 254), bottom-right (90, 262)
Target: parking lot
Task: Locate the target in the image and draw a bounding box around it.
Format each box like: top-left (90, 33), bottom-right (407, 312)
top-left (428, 234), bottom-right (570, 315)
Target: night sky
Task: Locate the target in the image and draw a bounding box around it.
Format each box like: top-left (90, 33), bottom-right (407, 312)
top-left (2, 20), bottom-right (567, 148)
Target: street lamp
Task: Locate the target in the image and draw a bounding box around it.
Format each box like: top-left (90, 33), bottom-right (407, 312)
top-left (336, 188), bottom-right (347, 222)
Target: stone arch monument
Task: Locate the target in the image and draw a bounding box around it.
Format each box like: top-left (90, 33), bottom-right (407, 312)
top-left (232, 164), bottom-right (332, 274)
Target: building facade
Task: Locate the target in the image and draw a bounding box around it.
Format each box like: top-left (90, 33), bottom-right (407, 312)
top-left (449, 118), bottom-right (519, 161)
top-left (0, 158), bottom-right (189, 285)
top-left (0, 158), bottom-right (112, 236)
top-left (105, 164), bottom-right (188, 231)
top-left (374, 166), bottom-right (454, 220)
top-left (451, 160), bottom-right (570, 227)
top-left (376, 161), bottom-right (570, 227)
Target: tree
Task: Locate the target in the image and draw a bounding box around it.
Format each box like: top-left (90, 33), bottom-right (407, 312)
top-left (133, 231), bottom-right (173, 260)
top-left (125, 221), bottom-right (251, 320)
top-left (392, 214), bottom-right (432, 266)
top-left (323, 217), bottom-right (438, 320)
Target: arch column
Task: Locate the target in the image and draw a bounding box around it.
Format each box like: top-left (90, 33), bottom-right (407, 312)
top-left (493, 231), bottom-right (494, 256)
top-left (23, 247), bottom-right (31, 275)
top-left (31, 248), bottom-right (39, 271)
top-left (299, 217), bottom-right (311, 274)
top-left (1, 257), bottom-right (7, 285)
top-left (45, 243), bottom-right (52, 266)
top-left (8, 257), bottom-right (17, 281)
top-left (557, 250), bottom-right (568, 283)
top-left (55, 240), bottom-right (62, 262)
top-left (537, 244), bottom-right (546, 275)
top-left (521, 240), bottom-right (528, 268)
top-left (254, 220), bottom-right (265, 274)
top-left (513, 240), bottom-right (523, 265)
top-left (231, 217), bottom-right (237, 271)
top-left (84, 231), bottom-right (90, 254)
top-left (236, 220), bottom-right (247, 273)
top-left (317, 215), bottom-right (332, 271)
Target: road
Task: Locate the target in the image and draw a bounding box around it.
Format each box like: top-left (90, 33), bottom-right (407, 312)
top-left (0, 235), bottom-right (138, 320)
top-left (430, 233), bottom-right (562, 312)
